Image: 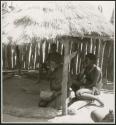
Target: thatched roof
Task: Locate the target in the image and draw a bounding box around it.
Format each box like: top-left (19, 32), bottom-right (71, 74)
top-left (2, 1), bottom-right (114, 45)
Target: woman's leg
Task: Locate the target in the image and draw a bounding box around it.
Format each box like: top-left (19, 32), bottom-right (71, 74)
top-left (76, 88), bottom-right (104, 107)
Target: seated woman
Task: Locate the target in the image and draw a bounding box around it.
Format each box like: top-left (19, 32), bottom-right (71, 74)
top-left (38, 55), bottom-right (63, 108)
top-left (69, 53), bottom-right (104, 107)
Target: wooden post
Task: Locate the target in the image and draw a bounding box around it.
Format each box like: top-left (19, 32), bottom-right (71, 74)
top-left (40, 41), bottom-right (43, 64)
top-left (61, 38), bottom-right (77, 115)
top-left (108, 41), bottom-right (114, 81)
top-left (87, 38), bottom-right (91, 53)
top-left (7, 43), bottom-right (12, 69)
top-left (107, 42), bottom-right (113, 82)
top-left (36, 42), bottom-right (40, 69)
top-left (4, 44), bottom-right (8, 69)
top-left (2, 44), bottom-right (5, 69)
top-left (81, 40), bottom-right (86, 70)
top-left (92, 38), bottom-right (96, 54)
top-left (61, 38), bottom-right (70, 115)
top-left (90, 38), bottom-right (93, 53)
top-left (70, 40), bottom-right (77, 74)
top-left (76, 41), bottom-right (80, 73)
top-left (25, 43), bottom-right (30, 70)
top-left (102, 42), bottom-right (110, 83)
top-left (95, 39), bottom-right (100, 66)
top-left (100, 41), bottom-right (106, 71)
top-left (98, 39), bottom-right (106, 70)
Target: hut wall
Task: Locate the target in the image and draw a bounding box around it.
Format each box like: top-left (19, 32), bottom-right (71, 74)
top-left (2, 37), bottom-right (114, 84)
top-left (102, 40), bottom-right (114, 83)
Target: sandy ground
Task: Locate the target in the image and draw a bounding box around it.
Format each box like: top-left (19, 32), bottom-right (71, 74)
top-left (1, 75), bottom-right (115, 123)
top-left (2, 114), bottom-right (50, 123)
top-left (49, 92), bottom-right (115, 123)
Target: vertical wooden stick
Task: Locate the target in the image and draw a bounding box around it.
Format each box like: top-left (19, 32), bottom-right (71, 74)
top-left (100, 41), bottom-right (106, 71)
top-left (61, 39), bottom-right (70, 115)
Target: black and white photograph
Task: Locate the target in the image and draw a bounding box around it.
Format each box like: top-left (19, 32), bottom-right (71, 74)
top-left (1, 1), bottom-right (115, 123)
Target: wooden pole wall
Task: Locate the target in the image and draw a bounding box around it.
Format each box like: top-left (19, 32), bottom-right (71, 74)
top-left (2, 37), bottom-right (114, 84)
top-left (106, 41), bottom-right (113, 82)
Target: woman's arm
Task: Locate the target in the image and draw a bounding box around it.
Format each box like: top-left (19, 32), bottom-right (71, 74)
top-left (87, 68), bottom-right (101, 88)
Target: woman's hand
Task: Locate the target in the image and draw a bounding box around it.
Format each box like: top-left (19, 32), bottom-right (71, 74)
top-left (92, 87), bottom-right (99, 95)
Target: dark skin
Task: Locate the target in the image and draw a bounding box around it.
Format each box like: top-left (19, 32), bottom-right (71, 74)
top-left (70, 56), bottom-right (104, 107)
top-left (39, 60), bottom-right (63, 107)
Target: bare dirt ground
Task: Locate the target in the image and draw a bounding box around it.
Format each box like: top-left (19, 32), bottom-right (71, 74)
top-left (1, 75), bottom-right (115, 123)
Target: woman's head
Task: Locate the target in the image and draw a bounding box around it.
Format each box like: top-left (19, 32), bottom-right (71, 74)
top-left (84, 53), bottom-right (97, 67)
top-left (51, 43), bottom-right (57, 52)
top-left (49, 61), bottom-right (58, 72)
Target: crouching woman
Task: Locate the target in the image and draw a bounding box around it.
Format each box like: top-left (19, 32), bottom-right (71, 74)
top-left (70, 53), bottom-right (104, 107)
top-left (38, 60), bottom-right (63, 109)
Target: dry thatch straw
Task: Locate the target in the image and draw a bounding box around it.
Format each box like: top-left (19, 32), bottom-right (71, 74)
top-left (2, 1), bottom-right (114, 45)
